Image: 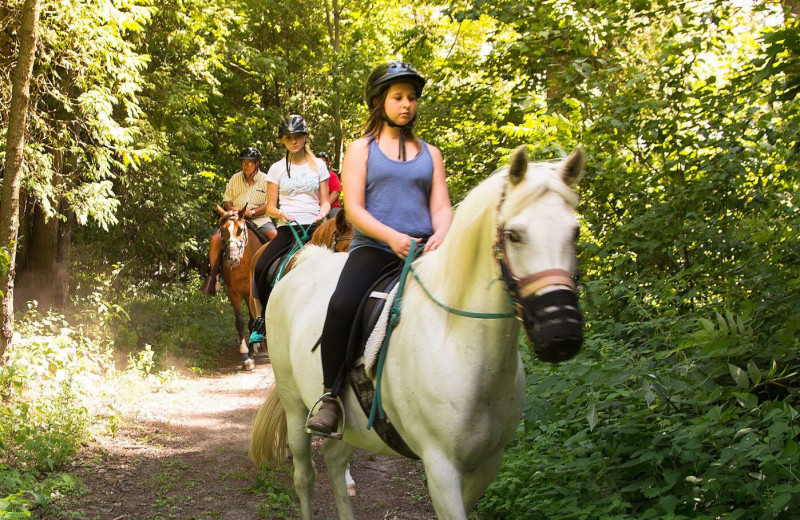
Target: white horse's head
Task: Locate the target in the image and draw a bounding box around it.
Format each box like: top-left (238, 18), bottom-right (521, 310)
top-left (496, 145), bottom-right (585, 362)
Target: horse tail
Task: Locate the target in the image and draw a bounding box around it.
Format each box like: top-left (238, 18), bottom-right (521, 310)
top-left (249, 385), bottom-right (289, 465)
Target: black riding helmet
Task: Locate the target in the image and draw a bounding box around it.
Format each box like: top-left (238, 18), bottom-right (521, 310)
top-left (365, 61), bottom-right (426, 110)
top-left (278, 115), bottom-right (309, 138)
top-left (239, 147), bottom-right (261, 161)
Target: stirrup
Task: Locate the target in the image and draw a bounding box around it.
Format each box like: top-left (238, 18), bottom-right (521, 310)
top-left (305, 393), bottom-right (346, 440)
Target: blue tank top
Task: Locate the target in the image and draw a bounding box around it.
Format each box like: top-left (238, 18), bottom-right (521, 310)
top-left (350, 138), bottom-right (434, 253)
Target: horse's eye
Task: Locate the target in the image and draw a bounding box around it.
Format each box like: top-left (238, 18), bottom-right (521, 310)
top-left (506, 230), bottom-right (522, 243)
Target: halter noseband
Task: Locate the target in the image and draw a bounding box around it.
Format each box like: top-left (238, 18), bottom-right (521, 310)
top-left (222, 213), bottom-right (248, 260)
top-left (492, 182), bottom-right (582, 362)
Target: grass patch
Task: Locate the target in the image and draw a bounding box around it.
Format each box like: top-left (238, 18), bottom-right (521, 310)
top-left (1, 280), bottom-right (234, 517)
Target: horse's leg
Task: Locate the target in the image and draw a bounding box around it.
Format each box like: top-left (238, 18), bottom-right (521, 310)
top-left (321, 438), bottom-right (357, 520)
top-left (282, 398), bottom-right (316, 520)
top-left (423, 455), bottom-right (469, 520)
top-left (229, 290), bottom-right (251, 368)
top-left (345, 463), bottom-right (356, 496)
top-left (462, 450), bottom-right (504, 513)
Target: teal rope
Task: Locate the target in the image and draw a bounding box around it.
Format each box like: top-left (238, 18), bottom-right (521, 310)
top-left (409, 267), bottom-right (516, 319)
top-left (367, 240), bottom-right (419, 429)
top-left (272, 222), bottom-right (314, 285)
top-left (366, 242), bottom-right (518, 430)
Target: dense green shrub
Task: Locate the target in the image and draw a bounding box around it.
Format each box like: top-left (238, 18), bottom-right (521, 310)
top-left (0, 280), bottom-right (232, 516)
top-left (479, 306), bottom-right (800, 519)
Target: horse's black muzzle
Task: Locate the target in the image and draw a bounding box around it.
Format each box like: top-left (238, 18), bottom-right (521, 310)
top-left (522, 289), bottom-right (583, 363)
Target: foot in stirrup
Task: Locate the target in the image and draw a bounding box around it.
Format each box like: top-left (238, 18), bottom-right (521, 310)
top-left (306, 395), bottom-right (342, 437)
top-left (249, 317), bottom-right (265, 345)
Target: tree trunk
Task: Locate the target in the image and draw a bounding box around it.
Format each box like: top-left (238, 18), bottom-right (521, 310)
top-left (17, 202), bottom-right (60, 310)
top-left (14, 147), bottom-right (74, 311)
top-left (325, 0), bottom-right (344, 170)
top-left (0, 0), bottom-right (42, 359)
top-left (54, 197), bottom-right (74, 308)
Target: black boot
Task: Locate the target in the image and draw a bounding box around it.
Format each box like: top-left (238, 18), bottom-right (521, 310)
top-left (201, 258), bottom-right (221, 296)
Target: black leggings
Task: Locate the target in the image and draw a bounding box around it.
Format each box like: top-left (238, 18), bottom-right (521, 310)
top-left (320, 246), bottom-right (401, 391)
top-left (252, 223), bottom-right (318, 312)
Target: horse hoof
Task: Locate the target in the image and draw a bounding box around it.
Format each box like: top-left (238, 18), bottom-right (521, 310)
top-left (242, 358), bottom-right (255, 371)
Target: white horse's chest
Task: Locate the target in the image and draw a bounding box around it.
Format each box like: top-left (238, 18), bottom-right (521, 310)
top-left (381, 312), bottom-right (526, 465)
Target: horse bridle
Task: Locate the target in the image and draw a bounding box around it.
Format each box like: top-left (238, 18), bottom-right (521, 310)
top-left (222, 213), bottom-right (248, 260)
top-left (492, 184), bottom-right (582, 362)
top-left (332, 229), bottom-right (353, 250)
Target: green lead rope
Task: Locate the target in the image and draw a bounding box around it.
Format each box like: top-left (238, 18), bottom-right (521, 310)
top-left (367, 240), bottom-right (418, 430)
top-left (273, 222), bottom-right (315, 285)
top-left (366, 241), bottom-right (519, 430)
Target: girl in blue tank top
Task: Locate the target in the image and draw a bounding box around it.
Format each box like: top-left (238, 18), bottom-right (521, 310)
top-left (307, 61), bottom-right (453, 436)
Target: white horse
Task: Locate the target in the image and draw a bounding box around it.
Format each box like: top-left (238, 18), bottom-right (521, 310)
top-left (250, 146), bottom-right (586, 519)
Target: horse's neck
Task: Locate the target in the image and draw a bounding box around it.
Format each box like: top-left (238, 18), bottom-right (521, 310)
top-left (414, 202), bottom-right (508, 312)
top-left (246, 229), bottom-right (263, 256)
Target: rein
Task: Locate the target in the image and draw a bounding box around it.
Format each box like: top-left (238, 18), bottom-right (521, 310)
top-left (367, 183), bottom-right (579, 427)
top-left (274, 222), bottom-right (316, 283)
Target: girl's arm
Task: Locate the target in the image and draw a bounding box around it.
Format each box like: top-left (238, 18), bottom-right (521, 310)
top-left (317, 179), bottom-right (331, 221)
top-left (423, 144), bottom-right (453, 253)
top-left (267, 182), bottom-right (292, 222)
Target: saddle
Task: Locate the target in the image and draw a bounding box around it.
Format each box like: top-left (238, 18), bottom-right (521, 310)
top-left (244, 220), bottom-right (270, 244)
top-left (332, 269), bottom-right (420, 459)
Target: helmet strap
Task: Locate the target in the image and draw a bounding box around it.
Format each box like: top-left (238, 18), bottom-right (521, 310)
top-left (284, 151), bottom-right (292, 178)
top-left (385, 116), bottom-right (415, 161)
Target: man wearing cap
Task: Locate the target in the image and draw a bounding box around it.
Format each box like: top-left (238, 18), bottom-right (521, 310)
top-left (201, 147), bottom-right (277, 296)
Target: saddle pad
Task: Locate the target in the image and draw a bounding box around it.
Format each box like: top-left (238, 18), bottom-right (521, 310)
top-left (363, 284), bottom-right (399, 378)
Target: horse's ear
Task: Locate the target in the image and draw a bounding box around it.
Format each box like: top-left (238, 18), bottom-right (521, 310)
top-left (562, 147), bottom-right (586, 187)
top-left (238, 203), bottom-right (248, 219)
top-left (335, 209), bottom-right (347, 232)
top-left (216, 205), bottom-right (226, 216)
top-left (508, 145), bottom-right (529, 186)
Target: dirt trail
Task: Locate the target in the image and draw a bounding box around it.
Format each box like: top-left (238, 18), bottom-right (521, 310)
top-left (41, 354), bottom-right (435, 520)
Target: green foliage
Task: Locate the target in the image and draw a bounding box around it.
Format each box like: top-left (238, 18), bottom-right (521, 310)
top-left (109, 282), bottom-right (236, 371)
top-left (480, 310), bottom-right (800, 519)
top-left (0, 279), bottom-right (225, 516)
top-left (0, 247), bottom-right (8, 298)
top-left (252, 466), bottom-right (299, 519)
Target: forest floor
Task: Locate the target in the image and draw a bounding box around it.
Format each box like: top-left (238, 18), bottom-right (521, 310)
top-left (40, 350), bottom-right (436, 520)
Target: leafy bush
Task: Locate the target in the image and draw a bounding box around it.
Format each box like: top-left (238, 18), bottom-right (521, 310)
top-left (107, 281), bottom-right (237, 371)
top-left (479, 307), bottom-right (800, 519)
top-left (0, 279), bottom-right (229, 516)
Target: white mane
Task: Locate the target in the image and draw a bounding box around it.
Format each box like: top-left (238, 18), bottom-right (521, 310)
top-left (293, 244), bottom-right (336, 267)
top-left (414, 158), bottom-right (579, 302)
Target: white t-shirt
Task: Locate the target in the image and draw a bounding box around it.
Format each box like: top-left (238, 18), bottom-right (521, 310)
top-left (266, 158), bottom-right (330, 225)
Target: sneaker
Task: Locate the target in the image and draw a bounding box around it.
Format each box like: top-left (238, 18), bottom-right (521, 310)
top-left (249, 317), bottom-right (265, 345)
top-left (242, 358), bottom-right (255, 371)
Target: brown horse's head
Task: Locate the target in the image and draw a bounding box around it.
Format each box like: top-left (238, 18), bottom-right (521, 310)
top-left (310, 209), bottom-right (353, 252)
top-left (217, 204), bottom-right (249, 269)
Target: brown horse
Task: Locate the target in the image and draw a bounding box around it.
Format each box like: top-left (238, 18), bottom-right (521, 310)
top-left (248, 209), bottom-right (353, 341)
top-left (216, 205), bottom-right (267, 367)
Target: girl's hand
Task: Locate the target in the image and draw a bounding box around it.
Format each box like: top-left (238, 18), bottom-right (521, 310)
top-left (280, 212), bottom-right (295, 223)
top-left (423, 231), bottom-right (446, 253)
top-left (314, 212), bottom-right (326, 223)
top-left (389, 232), bottom-right (419, 259)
